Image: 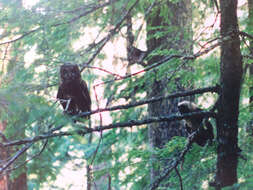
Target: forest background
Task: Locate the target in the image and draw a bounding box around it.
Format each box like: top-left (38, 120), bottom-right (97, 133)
top-left (0, 0), bottom-right (253, 190)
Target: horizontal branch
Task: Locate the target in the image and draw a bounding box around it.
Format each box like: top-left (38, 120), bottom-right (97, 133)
top-left (0, 28), bottom-right (39, 46)
top-left (82, 65), bottom-right (124, 78)
top-left (78, 85), bottom-right (220, 118)
top-left (91, 111), bottom-right (216, 131)
top-left (1, 111), bottom-right (216, 147)
top-left (93, 34), bottom-right (230, 88)
top-left (53, 1), bottom-right (115, 27)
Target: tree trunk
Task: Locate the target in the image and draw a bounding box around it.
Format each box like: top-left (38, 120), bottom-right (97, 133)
top-left (146, 0), bottom-right (192, 181)
top-left (0, 122), bottom-right (9, 190)
top-left (248, 0), bottom-right (253, 133)
top-left (0, 3), bottom-right (28, 186)
top-left (214, 0), bottom-right (243, 188)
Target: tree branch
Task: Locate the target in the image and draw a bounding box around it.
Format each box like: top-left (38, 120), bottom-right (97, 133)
top-left (53, 1), bottom-right (117, 27)
top-left (0, 132), bottom-right (8, 142)
top-left (239, 31), bottom-right (253, 40)
top-left (0, 28), bottom-right (39, 46)
top-left (0, 1), bottom-right (116, 46)
top-left (175, 167), bottom-right (183, 190)
top-left (2, 139), bottom-right (48, 174)
top-left (149, 132), bottom-right (197, 190)
top-left (1, 111), bottom-right (216, 148)
top-left (80, 0), bottom-right (140, 72)
top-left (93, 34), bottom-right (231, 88)
top-left (82, 65), bottom-right (124, 79)
top-left (78, 85), bottom-right (220, 118)
top-left (0, 143), bottom-right (33, 174)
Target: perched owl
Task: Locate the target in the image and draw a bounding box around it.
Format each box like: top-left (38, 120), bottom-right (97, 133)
top-left (178, 101), bottom-right (214, 146)
top-left (57, 63), bottom-right (91, 119)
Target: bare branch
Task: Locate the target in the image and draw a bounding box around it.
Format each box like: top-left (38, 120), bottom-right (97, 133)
top-left (1, 111), bottom-right (216, 148)
top-left (175, 167), bottom-right (183, 190)
top-left (0, 1), bottom-right (116, 46)
top-left (239, 31), bottom-right (253, 40)
top-left (0, 132), bottom-right (8, 142)
top-left (2, 139), bottom-right (48, 174)
top-left (0, 86), bottom-right (218, 149)
top-left (80, 0), bottom-right (140, 72)
top-left (90, 83), bottom-right (104, 166)
top-left (82, 65), bottom-right (124, 79)
top-left (243, 54), bottom-right (253, 59)
top-left (149, 132), bottom-right (197, 190)
top-left (93, 35), bottom-right (229, 88)
top-left (0, 28), bottom-right (39, 46)
top-left (78, 85), bottom-right (219, 118)
top-left (0, 143), bottom-right (33, 174)
top-left (53, 1), bottom-right (116, 27)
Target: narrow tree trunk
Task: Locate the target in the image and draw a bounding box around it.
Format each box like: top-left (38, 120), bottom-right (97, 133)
top-left (146, 0), bottom-right (192, 181)
top-left (1, 6), bottom-right (28, 187)
top-left (86, 131), bottom-right (92, 190)
top-left (8, 173), bottom-right (27, 190)
top-left (0, 32), bottom-right (27, 190)
top-left (214, 0), bottom-right (243, 188)
top-left (248, 0), bottom-right (253, 133)
top-left (0, 122), bottom-right (9, 190)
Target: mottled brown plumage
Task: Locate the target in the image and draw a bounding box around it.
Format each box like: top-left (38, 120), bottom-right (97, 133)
top-left (57, 63), bottom-right (91, 118)
top-left (178, 101), bottom-right (214, 146)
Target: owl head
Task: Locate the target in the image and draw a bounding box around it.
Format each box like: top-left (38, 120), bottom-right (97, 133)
top-left (177, 101), bottom-right (199, 114)
top-left (60, 63), bottom-right (81, 83)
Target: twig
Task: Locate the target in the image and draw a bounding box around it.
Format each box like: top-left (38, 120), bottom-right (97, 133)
top-left (0, 132), bottom-right (8, 143)
top-left (107, 174), bottom-right (112, 190)
top-left (90, 85), bottom-right (103, 165)
top-left (82, 65), bottom-right (123, 79)
top-left (64, 99), bottom-right (71, 111)
top-left (1, 43), bottom-right (9, 64)
top-left (93, 36), bottom-right (226, 89)
top-left (0, 1), bottom-right (115, 46)
top-left (212, 0), bottom-right (220, 12)
top-left (0, 143), bottom-right (33, 174)
top-left (80, 0), bottom-right (140, 72)
top-left (194, 12), bottom-right (220, 44)
top-left (52, 1), bottom-right (116, 27)
top-left (0, 28), bottom-right (39, 46)
top-left (149, 131), bottom-right (197, 190)
top-left (239, 31), bottom-right (253, 40)
top-left (2, 139), bottom-right (48, 174)
top-left (133, 1), bottom-right (157, 43)
top-left (175, 167), bottom-right (183, 190)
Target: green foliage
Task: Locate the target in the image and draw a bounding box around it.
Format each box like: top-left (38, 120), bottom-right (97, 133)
top-left (0, 0), bottom-right (252, 189)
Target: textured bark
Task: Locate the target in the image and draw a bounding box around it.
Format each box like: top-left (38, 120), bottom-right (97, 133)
top-left (8, 173), bottom-right (27, 190)
top-left (146, 0), bottom-right (192, 181)
top-left (0, 1), bottom-right (28, 186)
top-left (215, 0), bottom-right (243, 188)
top-left (87, 129), bottom-right (92, 190)
top-left (0, 122), bottom-right (9, 190)
top-left (248, 0), bottom-right (253, 132)
top-left (7, 68), bottom-right (28, 189)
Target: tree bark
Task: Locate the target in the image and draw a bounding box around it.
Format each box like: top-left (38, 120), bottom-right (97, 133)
top-left (214, 0), bottom-right (243, 188)
top-left (0, 1), bottom-right (28, 186)
top-left (146, 0), bottom-right (192, 181)
top-left (248, 0), bottom-right (253, 133)
top-left (0, 122), bottom-right (9, 190)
